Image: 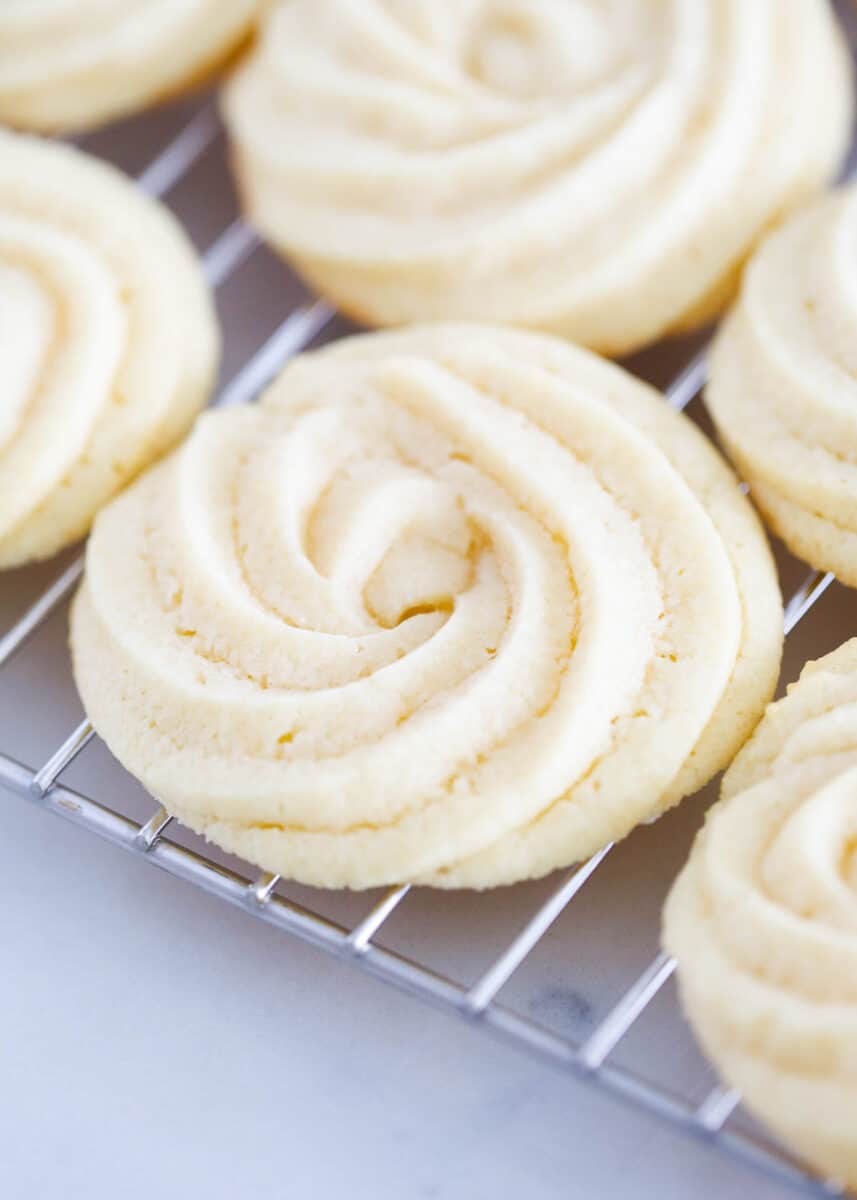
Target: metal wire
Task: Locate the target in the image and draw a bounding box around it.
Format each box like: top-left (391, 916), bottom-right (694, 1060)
top-left (575, 562), bottom-right (827, 1090)
top-left (0, 99), bottom-right (847, 1200)
top-left (666, 348), bottom-right (708, 411)
top-left (0, 745), bottom-right (837, 1200)
top-left (463, 844), bottom-right (614, 1016)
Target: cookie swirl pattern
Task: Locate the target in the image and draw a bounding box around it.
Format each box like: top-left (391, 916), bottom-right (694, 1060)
top-left (708, 187), bottom-right (857, 587)
top-left (71, 326), bottom-right (781, 890)
top-left (664, 640), bottom-right (857, 1191)
top-left (0, 131), bottom-right (220, 568)
top-left (0, 0), bottom-right (265, 132)
top-left (222, 0), bottom-right (852, 356)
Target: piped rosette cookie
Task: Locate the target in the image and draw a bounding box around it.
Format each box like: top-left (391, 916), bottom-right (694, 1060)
top-left (665, 640), bottom-right (857, 1191)
top-left (222, 0), bottom-right (853, 355)
top-left (708, 186), bottom-right (857, 587)
top-left (71, 325), bottom-right (782, 889)
top-left (0, 130), bottom-right (220, 568)
top-left (0, 0), bottom-right (266, 133)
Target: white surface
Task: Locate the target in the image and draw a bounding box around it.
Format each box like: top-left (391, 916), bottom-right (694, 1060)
top-left (0, 792), bottom-right (786, 1200)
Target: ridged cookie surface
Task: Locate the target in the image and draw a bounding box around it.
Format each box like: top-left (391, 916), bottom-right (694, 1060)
top-left (0, 131), bottom-right (220, 568)
top-left (222, 0), bottom-right (852, 356)
top-left (664, 640), bottom-right (857, 1190)
top-left (0, 0), bottom-right (265, 132)
top-left (708, 187), bottom-right (857, 587)
top-left (71, 325), bottom-right (781, 889)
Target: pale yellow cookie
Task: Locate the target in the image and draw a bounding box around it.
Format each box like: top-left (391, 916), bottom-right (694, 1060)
top-left (0, 0), bottom-right (266, 133)
top-left (708, 186), bottom-right (857, 587)
top-left (664, 640), bottom-right (857, 1191)
top-left (222, 0), bottom-right (852, 357)
top-left (0, 130), bottom-right (220, 568)
top-left (71, 325), bottom-right (781, 890)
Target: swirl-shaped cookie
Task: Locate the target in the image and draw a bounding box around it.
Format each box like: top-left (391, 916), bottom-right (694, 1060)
top-left (664, 640), bottom-right (857, 1190)
top-left (71, 325), bottom-right (781, 890)
top-left (221, 0), bottom-right (853, 357)
top-left (707, 187), bottom-right (857, 587)
top-left (0, 131), bottom-right (220, 568)
top-left (0, 0), bottom-right (265, 132)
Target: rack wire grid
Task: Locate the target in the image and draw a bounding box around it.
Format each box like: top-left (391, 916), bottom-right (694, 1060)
top-left (3, 14), bottom-right (857, 1199)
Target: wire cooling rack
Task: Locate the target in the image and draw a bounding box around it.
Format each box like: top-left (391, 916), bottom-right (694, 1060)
top-left (3, 25), bottom-right (857, 1198)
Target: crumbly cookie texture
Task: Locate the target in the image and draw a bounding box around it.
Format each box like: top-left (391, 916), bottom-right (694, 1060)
top-left (0, 0), bottom-right (265, 133)
top-left (664, 640), bottom-right (857, 1191)
top-left (0, 130), bottom-right (220, 568)
top-left (71, 324), bottom-right (781, 890)
top-left (222, 0), bottom-right (852, 357)
top-left (708, 186), bottom-right (857, 587)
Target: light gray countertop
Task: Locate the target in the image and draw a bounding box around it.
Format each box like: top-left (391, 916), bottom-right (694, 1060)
top-left (1, 789), bottom-right (788, 1200)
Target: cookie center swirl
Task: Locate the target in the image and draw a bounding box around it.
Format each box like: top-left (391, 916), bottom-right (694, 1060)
top-left (463, 0), bottom-right (658, 98)
top-left (157, 359), bottom-right (584, 723)
top-left (235, 403), bottom-right (483, 637)
top-left (760, 784), bottom-right (857, 933)
top-left (695, 768), bottom-right (857, 1008)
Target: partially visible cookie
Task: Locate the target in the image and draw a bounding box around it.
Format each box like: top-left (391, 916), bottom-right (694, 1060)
top-left (707, 187), bottom-right (857, 586)
top-left (222, 0), bottom-right (852, 356)
top-left (0, 130), bottom-right (220, 568)
top-left (71, 324), bottom-right (781, 890)
top-left (664, 640), bottom-right (857, 1191)
top-left (0, 0), bottom-right (265, 132)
